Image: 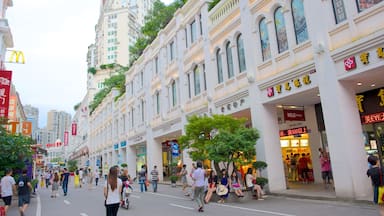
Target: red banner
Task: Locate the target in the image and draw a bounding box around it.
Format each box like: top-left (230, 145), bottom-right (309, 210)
top-left (71, 123), bottom-right (77, 135)
top-left (64, 131), bottom-right (69, 146)
top-left (283, 109), bottom-right (305, 121)
top-left (0, 70), bottom-right (12, 118)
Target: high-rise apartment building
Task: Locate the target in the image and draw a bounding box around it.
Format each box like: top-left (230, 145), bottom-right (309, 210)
top-left (90, 0), bottom-right (154, 68)
top-left (47, 110), bottom-right (71, 142)
top-left (23, 104), bottom-right (39, 140)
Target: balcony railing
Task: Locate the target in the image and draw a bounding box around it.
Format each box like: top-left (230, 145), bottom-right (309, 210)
top-left (209, 0), bottom-right (240, 26)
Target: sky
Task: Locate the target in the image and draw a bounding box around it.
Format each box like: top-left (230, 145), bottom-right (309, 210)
top-left (6, 0), bottom-right (173, 127)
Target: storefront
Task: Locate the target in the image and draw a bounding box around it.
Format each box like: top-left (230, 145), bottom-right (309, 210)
top-left (359, 88), bottom-right (384, 166)
top-left (162, 140), bottom-right (182, 178)
top-left (136, 145), bottom-right (147, 173)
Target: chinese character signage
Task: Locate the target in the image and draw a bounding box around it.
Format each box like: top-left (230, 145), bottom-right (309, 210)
top-left (267, 74), bottom-right (312, 98)
top-left (0, 70), bottom-right (12, 118)
top-left (283, 109), bottom-right (305, 121)
top-left (279, 126), bottom-right (308, 137)
top-left (344, 47), bottom-right (384, 71)
top-left (22, 121), bottom-right (32, 136)
top-left (357, 88), bottom-right (384, 124)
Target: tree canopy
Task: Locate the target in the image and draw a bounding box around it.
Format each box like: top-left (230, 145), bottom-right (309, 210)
top-left (179, 115), bottom-right (259, 170)
top-left (0, 124), bottom-right (33, 176)
top-left (129, 0), bottom-right (186, 65)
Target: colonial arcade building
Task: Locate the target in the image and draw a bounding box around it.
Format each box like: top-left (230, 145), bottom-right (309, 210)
top-left (84, 0), bottom-right (384, 201)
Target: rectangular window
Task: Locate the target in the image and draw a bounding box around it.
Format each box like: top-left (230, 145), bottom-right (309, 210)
top-left (170, 41), bottom-right (175, 61)
top-left (332, 0), bottom-right (347, 24)
top-left (156, 92), bottom-right (160, 115)
top-left (187, 73), bottom-right (191, 99)
top-left (141, 100), bottom-right (145, 122)
top-left (130, 81), bottom-right (134, 95)
top-left (190, 20), bottom-right (197, 43)
top-left (155, 56), bottom-right (159, 75)
top-left (140, 71), bottom-right (144, 88)
top-left (185, 28), bottom-right (188, 48)
top-left (203, 64), bottom-right (207, 91)
top-left (356, 0), bottom-right (383, 12)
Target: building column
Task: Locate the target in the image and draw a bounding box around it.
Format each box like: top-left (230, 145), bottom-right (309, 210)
top-left (126, 145), bottom-right (136, 179)
top-left (251, 100), bottom-right (286, 192)
top-left (316, 56), bottom-right (371, 200)
top-left (146, 138), bottom-right (163, 181)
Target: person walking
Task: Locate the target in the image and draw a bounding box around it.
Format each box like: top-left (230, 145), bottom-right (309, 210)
top-left (45, 170), bottom-right (51, 188)
top-left (367, 155), bottom-right (384, 216)
top-left (104, 166), bottom-right (122, 216)
top-left (179, 164), bottom-right (188, 195)
top-left (51, 172), bottom-right (59, 198)
top-left (61, 168), bottom-right (70, 196)
top-left (79, 168), bottom-right (84, 188)
top-left (138, 165), bottom-right (147, 192)
top-left (192, 161), bottom-right (206, 212)
top-left (1, 168), bottom-right (16, 214)
top-left (95, 169), bottom-right (100, 186)
top-left (74, 169), bottom-right (80, 188)
top-left (150, 165), bottom-right (159, 192)
top-left (16, 169), bottom-right (32, 216)
top-left (320, 152), bottom-right (333, 189)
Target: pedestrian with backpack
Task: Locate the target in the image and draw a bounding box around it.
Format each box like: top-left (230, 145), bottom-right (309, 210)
top-left (17, 169), bottom-right (32, 216)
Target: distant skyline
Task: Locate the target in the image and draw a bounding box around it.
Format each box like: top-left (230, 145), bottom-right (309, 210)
top-left (6, 0), bottom-right (173, 127)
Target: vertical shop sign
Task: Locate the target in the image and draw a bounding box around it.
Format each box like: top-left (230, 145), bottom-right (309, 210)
top-left (71, 122), bottom-right (77, 135)
top-left (171, 141), bottom-right (179, 157)
top-left (0, 70), bottom-right (12, 118)
top-left (22, 121), bottom-right (32, 136)
top-left (64, 131), bottom-right (69, 146)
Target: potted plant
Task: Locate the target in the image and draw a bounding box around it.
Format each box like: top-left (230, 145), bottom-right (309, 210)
top-left (169, 175), bottom-right (178, 187)
top-left (252, 161), bottom-right (268, 188)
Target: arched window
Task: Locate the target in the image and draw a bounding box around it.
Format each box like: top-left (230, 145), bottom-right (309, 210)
top-left (216, 49), bottom-right (224, 84)
top-left (193, 66), bottom-right (201, 96)
top-left (259, 18), bottom-right (271, 61)
top-left (226, 42), bottom-right (234, 78)
top-left (274, 7), bottom-right (289, 53)
top-left (292, 0), bottom-right (308, 44)
top-left (171, 80), bottom-right (177, 107)
top-left (237, 34), bottom-right (246, 72)
top-left (357, 0), bottom-right (383, 12)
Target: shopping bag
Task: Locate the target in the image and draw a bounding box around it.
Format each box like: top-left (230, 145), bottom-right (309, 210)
top-left (378, 186), bottom-right (384, 204)
top-left (0, 206), bottom-right (5, 216)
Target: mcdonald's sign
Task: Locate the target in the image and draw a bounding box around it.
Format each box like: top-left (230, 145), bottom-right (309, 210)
top-left (7, 50), bottom-right (25, 64)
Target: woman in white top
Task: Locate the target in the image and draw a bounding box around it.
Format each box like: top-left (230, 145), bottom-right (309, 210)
top-left (104, 166), bottom-right (122, 216)
top-left (245, 168), bottom-right (266, 200)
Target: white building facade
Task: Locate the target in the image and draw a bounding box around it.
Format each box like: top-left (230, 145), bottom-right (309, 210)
top-left (87, 0), bottom-right (384, 201)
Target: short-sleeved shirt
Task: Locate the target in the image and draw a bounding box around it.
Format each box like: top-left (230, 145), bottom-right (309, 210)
top-left (367, 167), bottom-right (384, 187)
top-left (1, 175), bottom-right (16, 197)
top-left (151, 169), bottom-right (159, 181)
top-left (192, 168), bottom-right (205, 187)
top-left (17, 175), bottom-right (31, 196)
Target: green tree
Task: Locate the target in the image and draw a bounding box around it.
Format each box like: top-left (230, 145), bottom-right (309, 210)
top-left (179, 115), bottom-right (259, 172)
top-left (67, 160), bottom-right (78, 172)
top-left (0, 125), bottom-right (33, 176)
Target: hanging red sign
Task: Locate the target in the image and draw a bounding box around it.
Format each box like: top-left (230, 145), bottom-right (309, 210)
top-left (283, 109), bottom-right (305, 121)
top-left (344, 56), bottom-right (356, 71)
top-left (361, 112), bottom-right (384, 124)
top-left (64, 131), bottom-right (69, 146)
top-left (0, 70), bottom-right (12, 118)
top-left (71, 123), bottom-right (77, 135)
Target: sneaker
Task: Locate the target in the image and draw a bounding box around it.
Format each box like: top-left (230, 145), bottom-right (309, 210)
top-left (258, 198), bottom-right (264, 200)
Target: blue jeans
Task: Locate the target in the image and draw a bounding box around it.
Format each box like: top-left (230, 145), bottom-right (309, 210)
top-left (152, 180), bottom-right (158, 192)
top-left (62, 181), bottom-right (68, 195)
top-left (139, 179), bottom-right (145, 192)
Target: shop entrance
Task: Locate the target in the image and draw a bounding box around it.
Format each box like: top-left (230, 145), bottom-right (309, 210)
top-left (280, 132), bottom-right (314, 183)
top-left (363, 122), bottom-right (384, 167)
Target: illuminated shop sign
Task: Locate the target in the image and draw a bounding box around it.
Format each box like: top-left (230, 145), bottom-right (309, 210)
top-left (361, 112), bottom-right (384, 124)
top-left (279, 126), bottom-right (308, 137)
top-left (267, 74), bottom-right (312, 98)
top-left (344, 47), bottom-right (384, 71)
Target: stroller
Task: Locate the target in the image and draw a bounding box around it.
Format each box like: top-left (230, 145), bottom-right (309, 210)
top-left (121, 180), bottom-right (133, 209)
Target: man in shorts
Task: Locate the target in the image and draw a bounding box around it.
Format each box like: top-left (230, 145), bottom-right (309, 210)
top-left (1, 168), bottom-right (16, 214)
top-left (17, 169), bottom-right (32, 216)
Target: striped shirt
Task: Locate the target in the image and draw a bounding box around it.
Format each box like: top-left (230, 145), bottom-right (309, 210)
top-left (151, 169), bottom-right (159, 181)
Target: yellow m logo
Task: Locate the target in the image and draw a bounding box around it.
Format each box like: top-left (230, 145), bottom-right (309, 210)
top-left (8, 50), bottom-right (25, 64)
